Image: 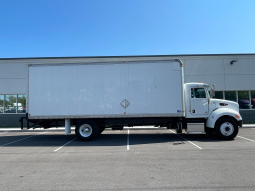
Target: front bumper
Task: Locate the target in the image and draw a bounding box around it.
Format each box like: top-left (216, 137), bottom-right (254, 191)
top-left (237, 120), bottom-right (243, 127)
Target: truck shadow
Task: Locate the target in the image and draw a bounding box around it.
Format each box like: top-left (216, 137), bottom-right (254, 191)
top-left (0, 131), bottom-right (232, 147)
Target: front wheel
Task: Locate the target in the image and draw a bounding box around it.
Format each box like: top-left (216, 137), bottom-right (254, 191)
top-left (215, 117), bottom-right (239, 140)
top-left (75, 120), bottom-right (99, 141)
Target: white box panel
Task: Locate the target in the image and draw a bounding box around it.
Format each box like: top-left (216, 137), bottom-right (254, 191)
top-left (28, 61), bottom-right (183, 117)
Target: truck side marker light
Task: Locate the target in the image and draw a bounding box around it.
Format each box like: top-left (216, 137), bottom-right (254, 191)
top-left (124, 112), bottom-right (126, 114)
top-left (236, 115), bottom-right (241, 118)
top-left (212, 116), bottom-right (214, 118)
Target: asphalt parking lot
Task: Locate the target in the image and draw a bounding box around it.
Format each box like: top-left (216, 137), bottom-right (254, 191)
top-left (1, 125), bottom-right (255, 191)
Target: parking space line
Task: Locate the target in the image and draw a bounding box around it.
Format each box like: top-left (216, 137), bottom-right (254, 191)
top-left (169, 130), bottom-right (202, 149)
top-left (127, 130), bottom-right (129, 150)
top-left (237, 136), bottom-right (255, 143)
top-left (0, 132), bottom-right (46, 147)
top-left (54, 137), bottom-right (77, 152)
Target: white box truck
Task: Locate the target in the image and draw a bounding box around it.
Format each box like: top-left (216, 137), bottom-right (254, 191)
top-left (20, 58), bottom-right (242, 140)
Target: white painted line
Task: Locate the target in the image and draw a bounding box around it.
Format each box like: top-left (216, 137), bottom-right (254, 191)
top-left (0, 132), bottom-right (46, 147)
top-left (54, 137), bottom-right (77, 152)
top-left (0, 132), bottom-right (7, 134)
top-left (124, 126), bottom-right (158, 129)
top-left (0, 128), bottom-right (20, 130)
top-left (127, 130), bottom-right (129, 150)
top-left (169, 130), bottom-right (202, 149)
top-left (237, 136), bottom-right (255, 143)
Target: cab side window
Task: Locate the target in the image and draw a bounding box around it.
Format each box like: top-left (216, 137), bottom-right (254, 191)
top-left (191, 88), bottom-right (206, 98)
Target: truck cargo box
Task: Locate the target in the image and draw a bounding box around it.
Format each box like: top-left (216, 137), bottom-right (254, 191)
top-left (27, 60), bottom-right (184, 119)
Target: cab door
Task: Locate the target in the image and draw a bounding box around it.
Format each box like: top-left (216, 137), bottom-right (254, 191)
top-left (190, 87), bottom-right (209, 115)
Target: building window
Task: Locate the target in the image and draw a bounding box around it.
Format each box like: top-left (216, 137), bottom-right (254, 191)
top-left (18, 95), bottom-right (26, 113)
top-left (0, 94), bottom-right (26, 114)
top-left (225, 91), bottom-right (237, 102)
top-left (214, 91), bottom-right (223, 99)
top-left (4, 95), bottom-right (17, 113)
top-left (0, 95), bottom-right (3, 113)
top-left (238, 91), bottom-right (250, 109)
top-left (251, 91), bottom-right (255, 109)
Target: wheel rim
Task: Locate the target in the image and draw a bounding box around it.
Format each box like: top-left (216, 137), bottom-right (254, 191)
top-left (220, 122), bottom-right (234, 136)
top-left (79, 124), bottom-right (92, 137)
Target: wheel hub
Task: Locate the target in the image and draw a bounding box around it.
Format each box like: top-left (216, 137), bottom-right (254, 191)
top-left (79, 124), bottom-right (93, 137)
top-left (220, 122), bottom-right (234, 136)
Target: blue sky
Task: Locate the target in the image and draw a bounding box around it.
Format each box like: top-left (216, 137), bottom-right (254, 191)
top-left (0, 0), bottom-right (255, 58)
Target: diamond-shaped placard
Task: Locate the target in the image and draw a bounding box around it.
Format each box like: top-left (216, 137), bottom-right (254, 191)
top-left (120, 99), bottom-right (130, 109)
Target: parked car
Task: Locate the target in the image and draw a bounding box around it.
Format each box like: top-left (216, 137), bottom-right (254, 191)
top-left (238, 99), bottom-right (250, 109)
top-left (251, 99), bottom-right (255, 109)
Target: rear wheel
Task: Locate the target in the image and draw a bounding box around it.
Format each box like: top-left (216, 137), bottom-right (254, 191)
top-left (215, 117), bottom-right (238, 140)
top-left (75, 120), bottom-right (99, 141)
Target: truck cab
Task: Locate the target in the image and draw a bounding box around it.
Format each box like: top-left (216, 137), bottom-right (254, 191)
top-left (183, 82), bottom-right (242, 139)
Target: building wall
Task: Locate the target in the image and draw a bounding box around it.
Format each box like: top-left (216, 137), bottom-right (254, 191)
top-left (183, 57), bottom-right (255, 91)
top-left (0, 63), bottom-right (26, 94)
top-left (0, 114), bottom-right (26, 127)
top-left (0, 54), bottom-right (255, 126)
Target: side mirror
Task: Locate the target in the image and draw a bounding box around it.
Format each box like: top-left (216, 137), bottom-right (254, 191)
top-left (210, 84), bottom-right (215, 97)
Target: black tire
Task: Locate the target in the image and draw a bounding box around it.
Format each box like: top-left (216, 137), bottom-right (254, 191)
top-left (75, 119), bottom-right (99, 141)
top-left (215, 117), bottom-right (239, 140)
top-left (176, 121), bottom-right (182, 134)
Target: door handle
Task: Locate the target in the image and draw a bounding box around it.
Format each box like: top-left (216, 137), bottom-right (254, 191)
top-left (192, 110), bottom-right (195, 113)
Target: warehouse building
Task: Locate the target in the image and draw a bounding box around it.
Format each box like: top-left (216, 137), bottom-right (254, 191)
top-left (0, 54), bottom-right (255, 127)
